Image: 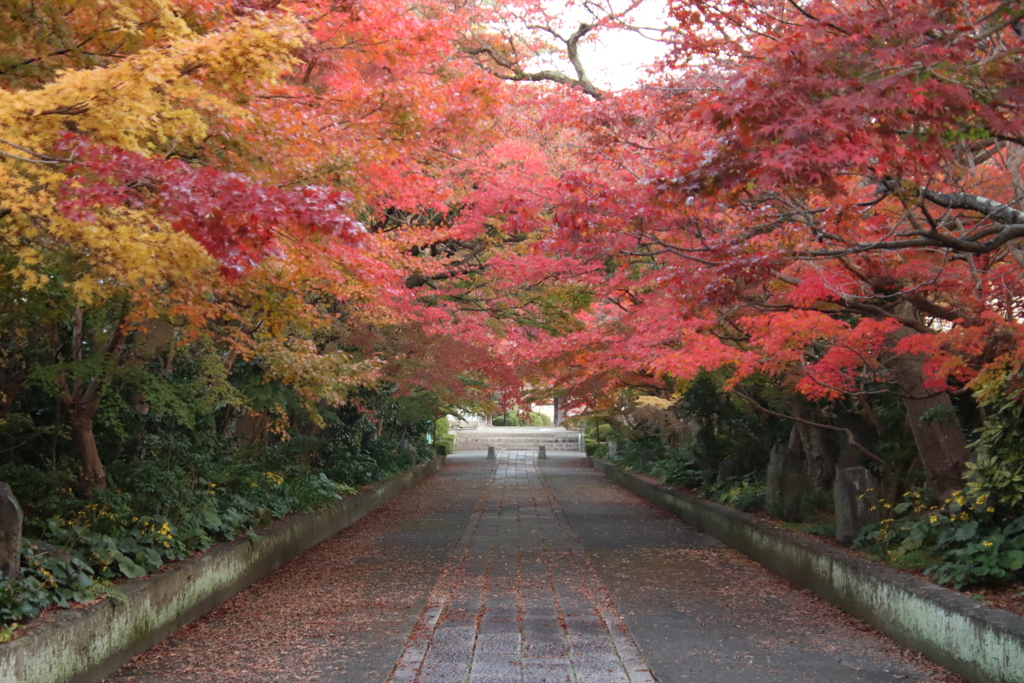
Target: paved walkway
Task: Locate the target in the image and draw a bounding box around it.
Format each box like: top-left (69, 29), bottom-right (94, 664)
top-left (110, 452), bottom-right (960, 683)
top-left (389, 451), bottom-right (652, 683)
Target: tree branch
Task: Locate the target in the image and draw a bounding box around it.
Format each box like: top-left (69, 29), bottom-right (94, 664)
top-left (737, 391), bottom-right (889, 468)
top-left (0, 138), bottom-right (72, 164)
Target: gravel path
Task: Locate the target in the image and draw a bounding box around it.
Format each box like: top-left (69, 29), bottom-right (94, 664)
top-left (108, 451), bottom-right (961, 683)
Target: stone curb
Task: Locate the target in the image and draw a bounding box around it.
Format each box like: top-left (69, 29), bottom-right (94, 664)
top-left (589, 458), bottom-right (1024, 683)
top-left (0, 457), bottom-right (445, 683)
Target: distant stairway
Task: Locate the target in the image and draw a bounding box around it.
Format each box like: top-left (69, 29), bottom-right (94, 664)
top-left (453, 427), bottom-right (584, 452)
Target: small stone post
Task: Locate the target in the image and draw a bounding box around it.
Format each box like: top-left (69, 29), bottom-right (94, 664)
top-left (487, 446), bottom-right (496, 460)
top-left (767, 437), bottom-right (806, 521)
top-left (397, 439), bottom-right (418, 468)
top-left (538, 445), bottom-right (547, 459)
top-left (834, 466), bottom-right (880, 544)
top-left (608, 441), bottom-right (618, 458)
top-left (639, 449), bottom-right (655, 471)
top-left (0, 482), bottom-right (23, 579)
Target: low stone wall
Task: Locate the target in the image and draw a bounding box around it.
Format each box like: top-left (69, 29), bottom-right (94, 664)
top-left (0, 457), bottom-right (444, 683)
top-left (590, 458), bottom-right (1024, 683)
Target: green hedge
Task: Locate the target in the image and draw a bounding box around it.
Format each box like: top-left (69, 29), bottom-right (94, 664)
top-left (528, 412), bottom-right (552, 426)
top-left (434, 418), bottom-right (454, 455)
top-left (492, 412), bottom-right (519, 426)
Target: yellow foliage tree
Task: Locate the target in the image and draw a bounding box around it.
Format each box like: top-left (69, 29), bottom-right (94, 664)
top-left (0, 12), bottom-right (310, 491)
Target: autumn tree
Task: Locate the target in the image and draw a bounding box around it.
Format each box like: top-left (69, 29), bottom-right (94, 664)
top-left (0, 0), bottom-right (573, 492)
top-left (488, 0), bottom-right (1024, 499)
top-left (0, 9), bottom-right (378, 490)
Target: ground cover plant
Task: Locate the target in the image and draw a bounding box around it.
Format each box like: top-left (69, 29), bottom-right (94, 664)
top-left (0, 378), bottom-right (444, 635)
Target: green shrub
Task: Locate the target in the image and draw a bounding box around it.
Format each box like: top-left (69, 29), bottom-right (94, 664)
top-left (0, 437), bottom-right (360, 632)
top-left (960, 366), bottom-right (1024, 519)
top-left (698, 471), bottom-right (767, 512)
top-left (609, 433), bottom-right (662, 472)
top-left (584, 420), bottom-right (612, 441)
top-left (850, 371), bottom-right (1024, 588)
top-left (492, 412), bottom-right (520, 426)
top-left (650, 450), bottom-right (714, 490)
top-left (854, 488), bottom-right (1024, 588)
top-left (0, 541), bottom-right (98, 630)
top-left (436, 435), bottom-right (455, 455)
top-left (527, 412), bottom-right (552, 426)
top-left (0, 363), bottom-right (442, 634)
top-left (714, 479), bottom-right (766, 513)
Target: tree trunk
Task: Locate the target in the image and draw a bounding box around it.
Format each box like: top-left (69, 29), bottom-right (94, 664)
top-left (58, 307), bottom-right (126, 496)
top-left (788, 398), bottom-right (835, 490)
top-left (888, 353), bottom-right (969, 498)
top-left (886, 303), bottom-right (971, 498)
top-left (235, 411), bottom-right (269, 446)
top-left (68, 399), bottom-right (105, 493)
top-left (0, 372), bottom-right (26, 419)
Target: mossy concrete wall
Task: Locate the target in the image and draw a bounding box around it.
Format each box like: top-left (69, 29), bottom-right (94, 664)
top-left (0, 457), bottom-right (444, 683)
top-left (590, 458), bottom-right (1024, 683)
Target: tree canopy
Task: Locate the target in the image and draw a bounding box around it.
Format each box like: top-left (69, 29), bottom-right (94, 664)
top-left (3, 0), bottom-right (1024, 508)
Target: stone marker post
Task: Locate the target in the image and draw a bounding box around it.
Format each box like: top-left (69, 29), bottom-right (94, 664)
top-left (538, 445), bottom-right (547, 459)
top-left (397, 439), bottom-right (418, 469)
top-left (487, 446), bottom-right (496, 460)
top-left (639, 449), bottom-right (655, 471)
top-left (834, 466), bottom-right (880, 544)
top-left (0, 482), bottom-right (23, 579)
top-left (767, 440), bottom-right (807, 521)
top-left (607, 441), bottom-right (618, 458)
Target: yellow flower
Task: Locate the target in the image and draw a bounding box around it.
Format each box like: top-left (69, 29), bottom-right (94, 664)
top-left (986, 507), bottom-right (995, 513)
top-left (929, 515), bottom-right (939, 524)
top-left (982, 541), bottom-right (994, 547)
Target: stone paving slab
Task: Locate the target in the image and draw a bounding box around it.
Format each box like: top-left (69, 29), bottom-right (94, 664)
top-left (109, 451), bottom-right (959, 683)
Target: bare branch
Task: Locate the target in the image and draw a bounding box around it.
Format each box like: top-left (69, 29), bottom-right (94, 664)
top-left (737, 391), bottom-right (889, 468)
top-left (0, 138), bottom-right (72, 164)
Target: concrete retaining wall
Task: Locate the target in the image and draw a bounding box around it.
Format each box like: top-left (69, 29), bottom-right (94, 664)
top-left (0, 457), bottom-right (444, 683)
top-left (590, 458), bottom-right (1024, 683)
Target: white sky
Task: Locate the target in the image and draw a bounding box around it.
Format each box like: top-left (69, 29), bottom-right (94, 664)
top-left (521, 0), bottom-right (671, 91)
top-left (575, 1), bottom-right (671, 90)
